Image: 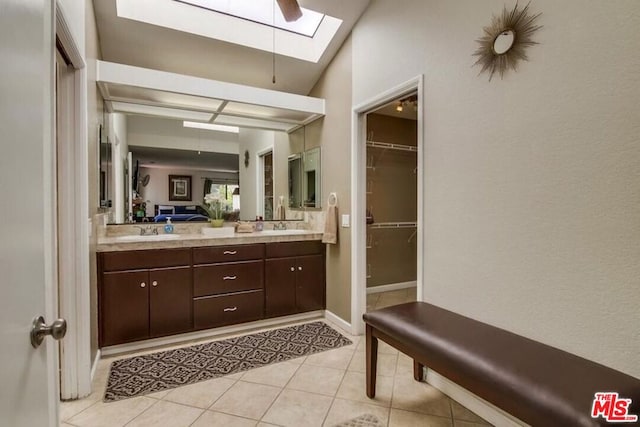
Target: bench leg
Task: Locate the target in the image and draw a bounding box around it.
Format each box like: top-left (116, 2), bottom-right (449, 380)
top-left (365, 324), bottom-right (378, 398)
top-left (413, 360), bottom-right (424, 382)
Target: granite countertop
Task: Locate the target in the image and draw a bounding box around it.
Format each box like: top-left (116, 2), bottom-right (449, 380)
top-left (97, 230), bottom-right (324, 252)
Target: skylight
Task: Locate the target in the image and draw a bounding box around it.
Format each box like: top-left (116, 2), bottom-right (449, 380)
top-left (175, 0), bottom-right (324, 37)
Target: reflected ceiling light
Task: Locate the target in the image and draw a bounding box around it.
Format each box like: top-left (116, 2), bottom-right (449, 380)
top-left (183, 121), bottom-right (240, 133)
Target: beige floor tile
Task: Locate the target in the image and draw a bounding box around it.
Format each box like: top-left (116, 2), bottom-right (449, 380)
top-left (349, 351), bottom-right (397, 377)
top-left (454, 421), bottom-right (493, 427)
top-left (241, 361), bottom-right (300, 387)
top-left (60, 423), bottom-right (75, 427)
top-left (127, 400), bottom-right (204, 427)
top-left (450, 400), bottom-right (490, 424)
top-left (60, 396), bottom-right (101, 422)
top-left (322, 398), bottom-right (390, 427)
top-left (391, 377), bottom-right (452, 418)
top-left (256, 423), bottom-right (282, 427)
top-left (163, 377), bottom-right (236, 409)
top-left (396, 353), bottom-right (416, 377)
top-left (356, 338), bottom-right (398, 355)
top-left (191, 410), bottom-right (258, 427)
top-left (286, 364), bottom-right (346, 396)
top-left (66, 396), bottom-right (156, 427)
top-left (210, 381), bottom-right (281, 420)
top-left (304, 347), bottom-right (356, 370)
top-left (335, 371), bottom-right (393, 407)
top-left (389, 408), bottom-right (453, 427)
top-left (146, 389), bottom-right (171, 399)
top-left (262, 389), bottom-right (333, 427)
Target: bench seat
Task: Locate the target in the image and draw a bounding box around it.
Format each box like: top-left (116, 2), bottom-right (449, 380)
top-left (363, 302), bottom-right (640, 427)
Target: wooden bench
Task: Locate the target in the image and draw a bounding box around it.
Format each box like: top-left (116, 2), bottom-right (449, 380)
top-left (363, 302), bottom-right (640, 426)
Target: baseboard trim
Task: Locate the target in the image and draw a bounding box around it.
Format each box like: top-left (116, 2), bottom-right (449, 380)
top-left (426, 370), bottom-right (527, 427)
top-left (366, 281), bottom-right (416, 294)
top-left (323, 310), bottom-right (352, 334)
top-left (90, 349), bottom-right (101, 382)
top-left (101, 311), bottom-right (325, 357)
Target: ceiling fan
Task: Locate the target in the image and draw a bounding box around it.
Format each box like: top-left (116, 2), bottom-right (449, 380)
top-left (276, 0), bottom-right (302, 22)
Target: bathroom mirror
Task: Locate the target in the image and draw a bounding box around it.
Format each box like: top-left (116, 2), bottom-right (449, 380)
top-left (303, 147), bottom-right (321, 208)
top-left (288, 153), bottom-right (303, 208)
top-left (287, 125), bottom-right (322, 211)
top-left (99, 124), bottom-right (112, 209)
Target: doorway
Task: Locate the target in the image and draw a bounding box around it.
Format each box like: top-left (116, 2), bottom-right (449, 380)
top-left (55, 24), bottom-right (92, 400)
top-left (350, 76), bottom-right (424, 335)
top-left (365, 94), bottom-right (419, 312)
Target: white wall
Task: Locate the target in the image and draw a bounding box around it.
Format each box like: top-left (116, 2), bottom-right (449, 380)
top-left (58, 0), bottom-right (85, 54)
top-left (127, 116), bottom-right (239, 154)
top-left (353, 0), bottom-right (640, 378)
top-left (110, 113), bottom-right (128, 223)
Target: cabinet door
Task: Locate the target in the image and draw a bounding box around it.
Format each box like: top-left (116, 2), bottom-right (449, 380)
top-left (295, 254), bottom-right (325, 312)
top-left (101, 270), bottom-right (149, 346)
top-left (265, 257), bottom-right (297, 317)
top-left (149, 267), bottom-right (192, 338)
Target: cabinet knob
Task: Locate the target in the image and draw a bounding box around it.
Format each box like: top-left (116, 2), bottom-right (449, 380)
top-left (152, 281), bottom-right (158, 287)
top-left (223, 306), bottom-right (238, 312)
top-left (223, 276), bottom-right (237, 281)
top-left (140, 282), bottom-right (146, 288)
top-left (290, 267), bottom-right (295, 272)
top-left (223, 250), bottom-right (237, 255)
top-left (298, 266), bottom-right (303, 271)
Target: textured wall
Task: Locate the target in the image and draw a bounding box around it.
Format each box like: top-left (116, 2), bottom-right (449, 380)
top-left (308, 36), bottom-right (353, 322)
top-left (353, 0), bottom-right (640, 377)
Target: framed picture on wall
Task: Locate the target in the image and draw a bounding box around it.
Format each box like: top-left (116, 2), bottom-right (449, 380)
top-left (169, 175), bottom-right (192, 201)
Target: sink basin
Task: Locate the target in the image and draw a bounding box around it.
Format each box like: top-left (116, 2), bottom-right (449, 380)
top-left (259, 229), bottom-right (311, 236)
top-left (115, 234), bottom-right (181, 242)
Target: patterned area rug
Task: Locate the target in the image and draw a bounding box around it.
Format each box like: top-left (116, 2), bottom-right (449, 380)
top-left (333, 414), bottom-right (384, 427)
top-left (104, 321), bottom-right (352, 402)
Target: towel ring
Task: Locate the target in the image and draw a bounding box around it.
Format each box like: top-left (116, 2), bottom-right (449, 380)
top-left (328, 192), bottom-right (338, 207)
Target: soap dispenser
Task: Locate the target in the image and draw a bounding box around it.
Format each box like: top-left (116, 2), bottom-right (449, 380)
top-left (164, 217), bottom-right (174, 234)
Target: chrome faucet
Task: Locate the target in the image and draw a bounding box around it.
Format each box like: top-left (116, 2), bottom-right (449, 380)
top-left (274, 221), bottom-right (287, 230)
top-left (135, 225), bottom-right (158, 236)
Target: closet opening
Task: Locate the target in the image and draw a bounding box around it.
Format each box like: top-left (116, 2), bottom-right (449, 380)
top-left (364, 92), bottom-right (419, 313)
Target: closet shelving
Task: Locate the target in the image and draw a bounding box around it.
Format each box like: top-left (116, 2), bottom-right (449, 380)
top-left (366, 140), bottom-right (418, 153)
top-left (368, 221), bottom-right (416, 229)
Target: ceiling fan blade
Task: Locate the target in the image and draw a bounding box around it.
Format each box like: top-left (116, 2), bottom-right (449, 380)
top-left (276, 0), bottom-right (302, 22)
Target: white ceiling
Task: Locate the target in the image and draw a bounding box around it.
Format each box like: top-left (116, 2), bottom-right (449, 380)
top-left (93, 0), bottom-right (370, 95)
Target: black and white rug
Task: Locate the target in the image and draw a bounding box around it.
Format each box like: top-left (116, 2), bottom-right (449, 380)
top-left (104, 321), bottom-right (352, 402)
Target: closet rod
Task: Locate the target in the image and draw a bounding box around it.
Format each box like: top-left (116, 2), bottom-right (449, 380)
top-left (368, 221), bottom-right (417, 229)
top-left (366, 140), bottom-right (418, 153)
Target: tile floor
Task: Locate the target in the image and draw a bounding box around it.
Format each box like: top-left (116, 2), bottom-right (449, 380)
top-left (60, 290), bottom-right (492, 427)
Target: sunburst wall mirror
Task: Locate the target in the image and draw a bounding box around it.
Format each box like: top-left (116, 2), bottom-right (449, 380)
top-left (472, 2), bottom-right (542, 81)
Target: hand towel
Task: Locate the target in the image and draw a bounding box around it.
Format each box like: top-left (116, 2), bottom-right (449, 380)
top-left (322, 199), bottom-right (338, 245)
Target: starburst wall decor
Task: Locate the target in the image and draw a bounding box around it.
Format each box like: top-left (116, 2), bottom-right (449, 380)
top-left (472, 2), bottom-right (542, 81)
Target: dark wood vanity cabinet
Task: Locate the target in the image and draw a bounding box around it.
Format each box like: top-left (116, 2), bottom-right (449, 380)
top-left (99, 249), bottom-right (192, 347)
top-left (265, 241), bottom-right (325, 318)
top-left (98, 241), bottom-right (324, 347)
top-left (192, 244), bottom-right (265, 330)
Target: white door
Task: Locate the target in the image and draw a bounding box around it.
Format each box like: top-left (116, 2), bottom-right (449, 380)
top-left (0, 1), bottom-right (60, 426)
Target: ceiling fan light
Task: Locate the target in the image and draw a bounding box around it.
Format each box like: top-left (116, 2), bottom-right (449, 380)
top-left (277, 0), bottom-right (303, 22)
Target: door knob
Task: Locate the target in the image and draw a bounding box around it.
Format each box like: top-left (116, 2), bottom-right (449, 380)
top-left (152, 281), bottom-right (158, 287)
top-left (298, 266), bottom-right (303, 271)
top-left (290, 267), bottom-right (295, 272)
top-left (30, 316), bottom-right (67, 348)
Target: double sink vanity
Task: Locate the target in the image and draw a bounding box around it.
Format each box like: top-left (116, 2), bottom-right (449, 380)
top-left (97, 225), bottom-right (325, 348)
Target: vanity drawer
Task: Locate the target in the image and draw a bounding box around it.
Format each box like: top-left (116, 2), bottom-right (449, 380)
top-left (101, 249), bottom-right (191, 272)
top-left (193, 290), bottom-right (264, 329)
top-left (193, 260), bottom-right (264, 297)
top-left (193, 244), bottom-right (264, 264)
top-left (265, 241), bottom-right (323, 258)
